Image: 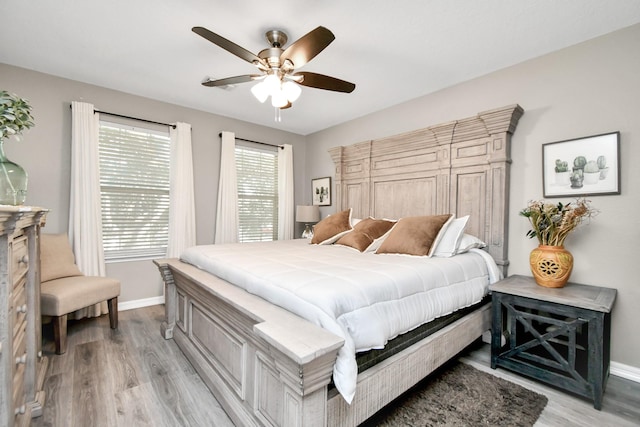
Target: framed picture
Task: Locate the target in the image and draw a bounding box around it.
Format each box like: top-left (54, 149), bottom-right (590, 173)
top-left (542, 131), bottom-right (620, 198)
top-left (312, 177), bottom-right (331, 206)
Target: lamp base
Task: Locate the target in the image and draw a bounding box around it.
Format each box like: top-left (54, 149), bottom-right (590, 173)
top-left (301, 224), bottom-right (313, 239)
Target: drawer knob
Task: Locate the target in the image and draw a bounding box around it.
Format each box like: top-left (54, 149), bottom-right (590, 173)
top-left (15, 353), bottom-right (27, 365)
top-left (15, 405), bottom-right (26, 415)
top-left (16, 304), bottom-right (27, 313)
top-left (19, 254), bottom-right (29, 264)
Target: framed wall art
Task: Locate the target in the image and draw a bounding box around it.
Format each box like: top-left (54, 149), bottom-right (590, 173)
top-left (312, 177), bottom-right (331, 206)
top-left (542, 131), bottom-right (620, 198)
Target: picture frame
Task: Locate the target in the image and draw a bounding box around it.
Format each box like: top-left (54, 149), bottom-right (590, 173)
top-left (542, 131), bottom-right (620, 198)
top-left (312, 177), bottom-right (331, 206)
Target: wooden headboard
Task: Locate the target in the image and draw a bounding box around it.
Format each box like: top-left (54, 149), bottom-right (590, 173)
top-left (328, 104), bottom-right (524, 275)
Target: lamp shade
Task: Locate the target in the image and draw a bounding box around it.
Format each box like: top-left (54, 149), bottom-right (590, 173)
top-left (296, 205), bottom-right (320, 223)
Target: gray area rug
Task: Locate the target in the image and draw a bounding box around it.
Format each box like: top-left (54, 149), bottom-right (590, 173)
top-left (361, 361), bottom-right (548, 427)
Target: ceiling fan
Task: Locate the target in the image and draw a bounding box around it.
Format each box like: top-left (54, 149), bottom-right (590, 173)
top-left (192, 26), bottom-right (356, 110)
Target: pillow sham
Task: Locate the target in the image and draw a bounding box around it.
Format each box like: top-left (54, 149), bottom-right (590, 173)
top-left (375, 214), bottom-right (453, 257)
top-left (432, 215), bottom-right (469, 257)
top-left (335, 217), bottom-right (396, 252)
top-left (456, 233), bottom-right (487, 254)
top-left (311, 208), bottom-right (353, 245)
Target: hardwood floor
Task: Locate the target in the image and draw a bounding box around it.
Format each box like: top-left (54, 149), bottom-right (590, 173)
top-left (33, 305), bottom-right (639, 427)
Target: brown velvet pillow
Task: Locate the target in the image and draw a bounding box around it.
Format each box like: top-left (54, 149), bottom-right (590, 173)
top-left (375, 214), bottom-right (453, 257)
top-left (40, 233), bottom-right (84, 282)
top-left (311, 208), bottom-right (353, 244)
top-left (336, 217), bottom-right (396, 252)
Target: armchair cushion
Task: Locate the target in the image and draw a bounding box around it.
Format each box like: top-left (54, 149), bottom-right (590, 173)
top-left (40, 275), bottom-right (121, 316)
top-left (40, 234), bottom-right (83, 282)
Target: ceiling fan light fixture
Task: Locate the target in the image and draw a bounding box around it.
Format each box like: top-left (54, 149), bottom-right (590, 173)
top-left (263, 74), bottom-right (281, 94)
top-left (282, 81), bottom-right (302, 103)
top-left (271, 90), bottom-right (288, 108)
top-left (251, 81), bottom-right (269, 103)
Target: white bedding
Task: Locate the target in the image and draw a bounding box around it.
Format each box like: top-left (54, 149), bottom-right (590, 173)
top-left (180, 239), bottom-right (501, 404)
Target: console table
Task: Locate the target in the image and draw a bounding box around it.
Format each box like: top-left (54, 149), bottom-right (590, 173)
top-left (489, 274), bottom-right (616, 410)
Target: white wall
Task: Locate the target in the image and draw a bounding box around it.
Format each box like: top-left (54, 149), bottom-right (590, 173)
top-left (305, 24), bottom-right (640, 369)
top-left (0, 64), bottom-right (307, 303)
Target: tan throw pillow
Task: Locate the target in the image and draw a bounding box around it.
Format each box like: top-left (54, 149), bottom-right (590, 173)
top-left (40, 234), bottom-right (83, 282)
top-left (336, 217), bottom-right (396, 252)
top-left (376, 214), bottom-right (453, 257)
top-left (311, 208), bottom-right (353, 245)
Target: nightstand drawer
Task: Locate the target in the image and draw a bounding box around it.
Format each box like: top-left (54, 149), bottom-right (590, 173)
top-left (11, 235), bottom-right (29, 287)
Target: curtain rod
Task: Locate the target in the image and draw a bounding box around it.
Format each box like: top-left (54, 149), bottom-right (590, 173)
top-left (219, 132), bottom-right (283, 149)
top-left (95, 110), bottom-right (176, 129)
top-left (69, 104), bottom-right (176, 129)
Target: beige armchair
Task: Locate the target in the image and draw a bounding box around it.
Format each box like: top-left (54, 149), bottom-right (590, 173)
top-left (40, 234), bottom-right (120, 354)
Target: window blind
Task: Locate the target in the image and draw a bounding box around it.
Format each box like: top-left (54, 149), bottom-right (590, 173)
top-left (235, 145), bottom-right (279, 242)
top-left (98, 120), bottom-right (171, 259)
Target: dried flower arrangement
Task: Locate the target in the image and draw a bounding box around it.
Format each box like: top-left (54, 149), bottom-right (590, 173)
top-left (519, 198), bottom-right (597, 246)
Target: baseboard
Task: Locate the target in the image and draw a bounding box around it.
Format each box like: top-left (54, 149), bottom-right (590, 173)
top-left (611, 361), bottom-right (640, 384)
top-left (118, 295), bottom-right (165, 311)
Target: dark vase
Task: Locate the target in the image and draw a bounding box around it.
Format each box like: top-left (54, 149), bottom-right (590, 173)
top-left (0, 141), bottom-right (28, 205)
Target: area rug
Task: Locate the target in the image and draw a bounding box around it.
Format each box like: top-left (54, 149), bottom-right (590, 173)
top-left (361, 361), bottom-right (548, 427)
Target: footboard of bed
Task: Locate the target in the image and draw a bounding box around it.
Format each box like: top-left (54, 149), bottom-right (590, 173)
top-left (155, 258), bottom-right (344, 427)
top-left (155, 258), bottom-right (491, 427)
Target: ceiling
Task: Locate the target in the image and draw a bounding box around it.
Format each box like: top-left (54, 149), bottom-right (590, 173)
top-left (2, 1), bottom-right (639, 135)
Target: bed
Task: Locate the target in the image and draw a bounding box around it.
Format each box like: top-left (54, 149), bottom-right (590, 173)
top-left (154, 104), bottom-right (524, 427)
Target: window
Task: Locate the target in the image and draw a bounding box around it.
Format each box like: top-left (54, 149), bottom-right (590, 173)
top-left (98, 120), bottom-right (171, 260)
top-left (235, 145), bottom-right (279, 242)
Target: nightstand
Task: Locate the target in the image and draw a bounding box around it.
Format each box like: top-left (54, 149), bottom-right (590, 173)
top-left (489, 275), bottom-right (616, 410)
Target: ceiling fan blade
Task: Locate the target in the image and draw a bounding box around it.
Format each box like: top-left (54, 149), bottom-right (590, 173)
top-left (295, 72), bottom-right (355, 93)
top-left (192, 27), bottom-right (266, 67)
top-left (280, 26), bottom-right (335, 69)
top-left (202, 75), bottom-right (261, 87)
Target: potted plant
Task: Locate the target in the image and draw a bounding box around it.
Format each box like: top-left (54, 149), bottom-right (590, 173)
top-left (583, 160), bottom-right (600, 185)
top-left (597, 155), bottom-right (609, 180)
top-left (0, 90), bottom-right (34, 205)
top-left (520, 198), bottom-right (597, 287)
top-left (554, 159), bottom-right (570, 186)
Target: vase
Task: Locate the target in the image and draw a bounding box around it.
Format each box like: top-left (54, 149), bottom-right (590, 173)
top-left (529, 245), bottom-right (573, 288)
top-left (0, 141), bottom-right (28, 205)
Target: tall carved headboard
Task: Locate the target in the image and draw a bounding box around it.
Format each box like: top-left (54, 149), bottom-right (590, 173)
top-left (328, 104), bottom-right (524, 275)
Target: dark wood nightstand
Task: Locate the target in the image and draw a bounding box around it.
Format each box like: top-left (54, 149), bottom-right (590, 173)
top-left (489, 274), bottom-right (616, 410)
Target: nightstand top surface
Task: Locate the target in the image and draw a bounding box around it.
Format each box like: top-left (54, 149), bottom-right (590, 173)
top-left (489, 274), bottom-right (616, 312)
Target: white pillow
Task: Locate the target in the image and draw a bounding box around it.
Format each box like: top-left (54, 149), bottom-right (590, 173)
top-left (456, 233), bottom-right (486, 254)
top-left (432, 215), bottom-right (469, 257)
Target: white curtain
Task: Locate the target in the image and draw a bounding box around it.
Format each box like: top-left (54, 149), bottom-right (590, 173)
top-left (278, 144), bottom-right (294, 240)
top-left (69, 101), bottom-right (107, 318)
top-left (167, 122), bottom-right (196, 257)
top-left (214, 131), bottom-right (238, 243)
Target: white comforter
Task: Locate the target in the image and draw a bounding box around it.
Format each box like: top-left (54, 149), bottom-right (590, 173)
top-left (180, 239), bottom-right (501, 403)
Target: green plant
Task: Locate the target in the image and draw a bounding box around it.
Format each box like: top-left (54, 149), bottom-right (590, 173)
top-left (554, 159), bottom-right (569, 172)
top-left (573, 156), bottom-right (587, 170)
top-left (0, 91), bottom-right (35, 141)
top-left (597, 155), bottom-right (607, 169)
top-left (584, 160), bottom-right (599, 173)
top-left (520, 198), bottom-right (597, 246)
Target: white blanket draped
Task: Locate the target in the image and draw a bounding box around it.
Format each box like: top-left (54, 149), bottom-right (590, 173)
top-left (181, 239), bottom-right (500, 403)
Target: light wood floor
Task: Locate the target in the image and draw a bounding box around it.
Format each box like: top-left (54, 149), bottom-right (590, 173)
top-left (33, 305), bottom-right (639, 427)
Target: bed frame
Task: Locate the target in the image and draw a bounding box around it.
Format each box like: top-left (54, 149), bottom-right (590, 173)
top-left (154, 104), bottom-right (523, 427)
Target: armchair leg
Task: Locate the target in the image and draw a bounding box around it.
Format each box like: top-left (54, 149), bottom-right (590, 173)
top-left (108, 297), bottom-right (118, 329)
top-left (52, 315), bottom-right (68, 355)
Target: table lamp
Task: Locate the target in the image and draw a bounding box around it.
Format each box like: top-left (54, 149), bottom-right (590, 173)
top-left (296, 205), bottom-right (320, 239)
